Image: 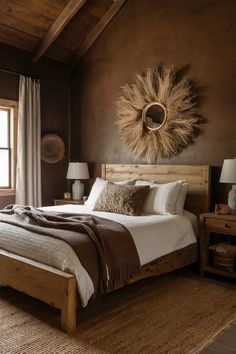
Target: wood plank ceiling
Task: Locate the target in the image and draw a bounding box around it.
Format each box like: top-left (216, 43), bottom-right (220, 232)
top-left (0, 0), bottom-right (126, 65)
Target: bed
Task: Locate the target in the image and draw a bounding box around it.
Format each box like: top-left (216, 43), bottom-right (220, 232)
top-left (0, 164), bottom-right (211, 333)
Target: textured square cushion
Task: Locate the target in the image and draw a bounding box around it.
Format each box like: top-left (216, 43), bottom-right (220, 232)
top-left (135, 180), bottom-right (188, 215)
top-left (93, 182), bottom-right (150, 216)
top-left (85, 177), bottom-right (136, 209)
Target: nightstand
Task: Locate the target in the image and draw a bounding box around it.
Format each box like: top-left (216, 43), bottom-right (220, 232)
top-left (54, 199), bottom-right (84, 206)
top-left (200, 212), bottom-right (236, 279)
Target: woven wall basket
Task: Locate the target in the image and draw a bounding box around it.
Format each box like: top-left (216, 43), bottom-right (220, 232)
top-left (41, 134), bottom-right (65, 164)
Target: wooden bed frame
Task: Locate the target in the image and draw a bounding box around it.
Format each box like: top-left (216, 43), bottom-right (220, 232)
top-left (0, 164), bottom-right (211, 334)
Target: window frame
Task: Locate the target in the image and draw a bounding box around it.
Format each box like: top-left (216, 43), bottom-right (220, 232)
top-left (0, 107), bottom-right (11, 189)
top-left (0, 99), bottom-right (18, 196)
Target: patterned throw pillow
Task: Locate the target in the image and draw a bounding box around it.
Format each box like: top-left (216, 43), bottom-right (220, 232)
top-left (85, 178), bottom-right (136, 209)
top-left (94, 182), bottom-right (150, 216)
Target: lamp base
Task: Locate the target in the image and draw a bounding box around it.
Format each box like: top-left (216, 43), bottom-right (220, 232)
top-left (228, 184), bottom-right (236, 214)
top-left (72, 180), bottom-right (84, 200)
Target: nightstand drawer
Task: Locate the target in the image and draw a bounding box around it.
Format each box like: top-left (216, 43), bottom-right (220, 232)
top-left (54, 199), bottom-right (84, 206)
top-left (205, 218), bottom-right (236, 233)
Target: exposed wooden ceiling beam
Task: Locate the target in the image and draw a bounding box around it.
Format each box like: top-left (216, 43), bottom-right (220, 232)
top-left (33, 0), bottom-right (86, 62)
top-left (71, 0), bottom-right (127, 68)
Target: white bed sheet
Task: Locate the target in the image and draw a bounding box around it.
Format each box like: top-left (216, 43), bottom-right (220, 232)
top-left (43, 205), bottom-right (197, 266)
top-left (0, 205), bottom-right (197, 306)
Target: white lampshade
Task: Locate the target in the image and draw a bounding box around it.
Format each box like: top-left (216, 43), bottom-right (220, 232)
top-left (66, 162), bottom-right (89, 180)
top-left (219, 159), bottom-right (236, 183)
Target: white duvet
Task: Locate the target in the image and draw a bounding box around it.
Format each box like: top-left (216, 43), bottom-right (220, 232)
top-left (0, 205), bottom-right (197, 306)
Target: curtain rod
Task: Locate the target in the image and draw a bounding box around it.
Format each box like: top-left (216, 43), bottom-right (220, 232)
top-left (0, 67), bottom-right (40, 81)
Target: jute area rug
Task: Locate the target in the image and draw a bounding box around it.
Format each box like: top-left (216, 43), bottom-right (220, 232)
top-left (0, 274), bottom-right (235, 354)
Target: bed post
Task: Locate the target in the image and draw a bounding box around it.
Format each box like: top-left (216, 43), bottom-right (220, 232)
top-left (0, 250), bottom-right (78, 334)
top-left (61, 277), bottom-right (77, 334)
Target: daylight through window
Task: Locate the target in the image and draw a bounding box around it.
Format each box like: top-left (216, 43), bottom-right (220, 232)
top-left (0, 99), bottom-right (18, 192)
top-left (0, 108), bottom-right (10, 188)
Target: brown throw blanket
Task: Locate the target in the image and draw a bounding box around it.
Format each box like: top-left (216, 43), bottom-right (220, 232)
top-left (0, 205), bottom-right (141, 296)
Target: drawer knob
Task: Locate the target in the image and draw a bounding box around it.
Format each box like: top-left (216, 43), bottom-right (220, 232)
top-left (224, 223), bottom-right (230, 228)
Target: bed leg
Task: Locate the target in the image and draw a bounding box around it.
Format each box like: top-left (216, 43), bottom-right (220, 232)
top-left (61, 277), bottom-right (77, 334)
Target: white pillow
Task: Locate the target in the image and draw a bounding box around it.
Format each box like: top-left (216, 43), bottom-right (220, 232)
top-left (115, 179), bottom-right (136, 185)
top-left (175, 183), bottom-right (188, 215)
top-left (85, 178), bottom-right (136, 209)
top-left (135, 179), bottom-right (188, 215)
top-left (85, 177), bottom-right (107, 209)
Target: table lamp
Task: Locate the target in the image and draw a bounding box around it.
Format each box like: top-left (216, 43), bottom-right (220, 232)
top-left (66, 162), bottom-right (89, 200)
top-left (219, 158), bottom-right (236, 213)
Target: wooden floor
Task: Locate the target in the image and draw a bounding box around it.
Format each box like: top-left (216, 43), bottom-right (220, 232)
top-left (201, 323), bottom-right (236, 353)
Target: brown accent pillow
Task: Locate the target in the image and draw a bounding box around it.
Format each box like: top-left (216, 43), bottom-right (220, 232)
top-left (94, 182), bottom-right (150, 216)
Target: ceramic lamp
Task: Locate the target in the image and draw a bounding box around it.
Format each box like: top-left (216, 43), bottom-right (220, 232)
top-left (219, 158), bottom-right (236, 213)
top-left (66, 162), bottom-right (89, 200)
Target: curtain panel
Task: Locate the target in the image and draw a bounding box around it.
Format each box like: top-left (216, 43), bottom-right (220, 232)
top-left (16, 76), bottom-right (42, 207)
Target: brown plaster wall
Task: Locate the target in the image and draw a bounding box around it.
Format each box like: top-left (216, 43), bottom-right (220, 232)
top-left (0, 43), bottom-right (70, 207)
top-left (70, 0), bottom-right (236, 206)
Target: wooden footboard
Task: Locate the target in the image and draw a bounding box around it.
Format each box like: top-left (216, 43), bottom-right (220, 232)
top-left (0, 250), bottom-right (77, 334)
top-left (0, 243), bottom-right (197, 334)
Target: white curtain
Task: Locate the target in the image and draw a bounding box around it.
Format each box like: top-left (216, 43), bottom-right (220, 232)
top-left (16, 76), bottom-right (42, 207)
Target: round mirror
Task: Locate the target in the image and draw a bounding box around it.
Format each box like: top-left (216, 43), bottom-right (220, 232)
top-left (142, 102), bottom-right (167, 131)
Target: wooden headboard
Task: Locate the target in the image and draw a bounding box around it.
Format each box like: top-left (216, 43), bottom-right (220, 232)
top-left (101, 164), bottom-right (211, 215)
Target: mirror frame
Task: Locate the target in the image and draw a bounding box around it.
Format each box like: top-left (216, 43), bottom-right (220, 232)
top-left (142, 102), bottom-right (167, 131)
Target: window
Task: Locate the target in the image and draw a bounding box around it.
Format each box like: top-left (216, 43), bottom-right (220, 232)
top-left (0, 99), bottom-right (18, 195)
top-left (0, 108), bottom-right (10, 187)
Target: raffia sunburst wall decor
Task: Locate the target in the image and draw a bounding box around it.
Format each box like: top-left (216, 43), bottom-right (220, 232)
top-left (116, 66), bottom-right (205, 162)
